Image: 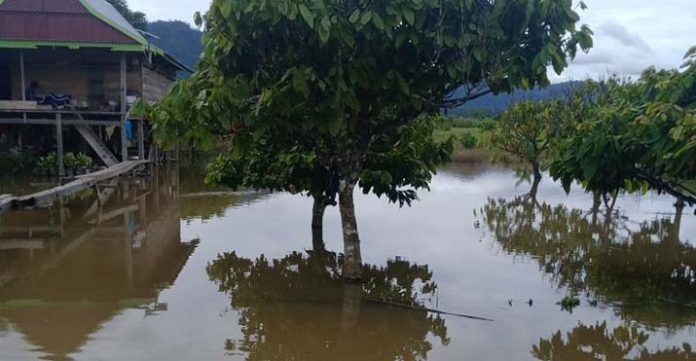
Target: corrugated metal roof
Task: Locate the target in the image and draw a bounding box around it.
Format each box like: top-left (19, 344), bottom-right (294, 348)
top-left (0, 0), bottom-right (86, 13)
top-left (0, 0), bottom-right (147, 45)
top-left (79, 0), bottom-right (147, 44)
top-left (0, 0), bottom-right (191, 72)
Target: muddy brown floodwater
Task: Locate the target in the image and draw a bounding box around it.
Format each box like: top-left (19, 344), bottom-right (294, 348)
top-left (0, 165), bottom-right (694, 361)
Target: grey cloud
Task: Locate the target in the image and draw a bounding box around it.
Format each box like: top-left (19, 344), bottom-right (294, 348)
top-left (572, 51), bottom-right (613, 66)
top-left (598, 21), bottom-right (652, 52)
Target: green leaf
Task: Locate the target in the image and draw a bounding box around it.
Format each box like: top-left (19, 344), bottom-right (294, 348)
top-left (349, 9), bottom-right (360, 23)
top-left (473, 48), bottom-right (485, 62)
top-left (219, 1), bottom-right (232, 18)
top-left (298, 4), bottom-right (315, 28)
top-left (372, 12), bottom-right (385, 30)
top-left (403, 8), bottom-right (415, 26)
top-left (360, 10), bottom-right (372, 25)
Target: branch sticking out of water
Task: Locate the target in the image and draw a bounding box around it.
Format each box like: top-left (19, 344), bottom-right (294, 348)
top-left (364, 297), bottom-right (494, 322)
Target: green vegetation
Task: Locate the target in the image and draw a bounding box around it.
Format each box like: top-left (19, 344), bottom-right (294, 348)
top-left (549, 51), bottom-right (696, 206)
top-left (106, 0), bottom-right (147, 30)
top-left (558, 295), bottom-right (580, 313)
top-left (35, 152), bottom-right (58, 176)
top-left (490, 100), bottom-right (576, 180)
top-left (63, 152), bottom-right (93, 174)
top-left (149, 0), bottom-right (591, 279)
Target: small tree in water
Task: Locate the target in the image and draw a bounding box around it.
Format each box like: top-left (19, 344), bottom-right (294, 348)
top-left (156, 0), bottom-right (592, 279)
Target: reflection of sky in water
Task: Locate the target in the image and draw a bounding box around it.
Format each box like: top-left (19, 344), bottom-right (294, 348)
top-left (0, 165), bottom-right (694, 361)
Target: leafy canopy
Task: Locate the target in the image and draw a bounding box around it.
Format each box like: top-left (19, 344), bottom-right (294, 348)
top-left (106, 0), bottom-right (148, 30)
top-left (171, 0), bottom-right (591, 185)
top-left (550, 50), bottom-right (696, 204)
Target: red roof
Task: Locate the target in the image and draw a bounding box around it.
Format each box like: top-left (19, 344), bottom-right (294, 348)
top-left (0, 0), bottom-right (86, 13)
top-left (0, 0), bottom-right (134, 44)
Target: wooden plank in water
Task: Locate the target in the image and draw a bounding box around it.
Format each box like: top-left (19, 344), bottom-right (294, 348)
top-left (0, 240), bottom-right (44, 250)
top-left (76, 160), bottom-right (149, 182)
top-left (12, 178), bottom-right (94, 209)
top-left (2, 160), bottom-right (149, 211)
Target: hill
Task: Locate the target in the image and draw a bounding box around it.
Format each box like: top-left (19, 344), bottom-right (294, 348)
top-left (148, 20), bottom-right (203, 73)
top-left (449, 81), bottom-right (583, 116)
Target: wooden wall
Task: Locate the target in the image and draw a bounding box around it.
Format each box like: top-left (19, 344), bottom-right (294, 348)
top-left (6, 49), bottom-right (142, 109)
top-left (2, 48), bottom-right (178, 108)
top-left (142, 62), bottom-right (176, 103)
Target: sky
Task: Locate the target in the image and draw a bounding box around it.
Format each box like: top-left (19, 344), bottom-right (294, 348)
top-left (130, 0), bottom-right (696, 83)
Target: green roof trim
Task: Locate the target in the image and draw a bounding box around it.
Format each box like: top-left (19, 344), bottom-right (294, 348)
top-left (0, 39), bottom-right (144, 51)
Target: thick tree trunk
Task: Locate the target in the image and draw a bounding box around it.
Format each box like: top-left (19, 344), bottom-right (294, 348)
top-left (311, 192), bottom-right (327, 253)
top-left (338, 181), bottom-right (363, 280)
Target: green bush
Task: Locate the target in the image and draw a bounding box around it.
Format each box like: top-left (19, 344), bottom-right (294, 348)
top-left (477, 118), bottom-right (496, 130)
top-left (64, 152), bottom-right (79, 170)
top-left (36, 152), bottom-right (58, 173)
top-left (459, 131), bottom-right (478, 149)
top-left (76, 153), bottom-right (93, 169)
top-left (64, 152), bottom-right (93, 171)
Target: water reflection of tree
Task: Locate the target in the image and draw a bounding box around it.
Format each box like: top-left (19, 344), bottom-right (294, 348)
top-left (207, 251), bottom-right (448, 361)
top-left (533, 322), bottom-right (695, 361)
top-left (480, 183), bottom-right (696, 328)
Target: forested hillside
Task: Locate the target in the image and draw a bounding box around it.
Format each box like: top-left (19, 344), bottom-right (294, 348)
top-left (148, 20), bottom-right (203, 72)
top-left (448, 81), bottom-right (583, 116)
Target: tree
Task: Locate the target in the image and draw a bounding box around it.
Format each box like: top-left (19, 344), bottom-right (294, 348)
top-left (491, 100), bottom-right (564, 180)
top-left (550, 50), bottom-right (696, 206)
top-left (159, 0), bottom-right (592, 279)
top-left (106, 0), bottom-right (148, 30)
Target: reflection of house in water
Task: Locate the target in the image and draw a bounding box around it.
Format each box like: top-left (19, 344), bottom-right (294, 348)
top-left (0, 166), bottom-right (196, 360)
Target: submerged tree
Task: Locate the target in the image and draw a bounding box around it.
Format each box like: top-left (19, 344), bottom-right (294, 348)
top-left (491, 100), bottom-right (567, 181)
top-left (206, 250), bottom-right (448, 360)
top-left (155, 0), bottom-right (592, 279)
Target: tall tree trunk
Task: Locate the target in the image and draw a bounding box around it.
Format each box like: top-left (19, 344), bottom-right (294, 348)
top-left (672, 199), bottom-right (685, 242)
top-left (591, 191), bottom-right (601, 226)
top-left (311, 192), bottom-right (327, 253)
top-left (532, 162), bottom-right (542, 182)
top-left (338, 181), bottom-right (362, 280)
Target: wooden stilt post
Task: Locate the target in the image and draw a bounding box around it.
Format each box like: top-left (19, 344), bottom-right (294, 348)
top-left (20, 51), bottom-right (26, 101)
top-left (20, 50), bottom-right (27, 128)
top-left (56, 113), bottom-right (65, 177)
top-left (120, 54), bottom-right (128, 162)
top-left (137, 119), bottom-right (145, 160)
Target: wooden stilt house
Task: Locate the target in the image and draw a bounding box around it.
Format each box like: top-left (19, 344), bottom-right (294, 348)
top-left (0, 0), bottom-right (191, 175)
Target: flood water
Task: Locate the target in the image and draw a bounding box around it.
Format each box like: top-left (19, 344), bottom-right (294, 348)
top-left (0, 164), bottom-right (694, 361)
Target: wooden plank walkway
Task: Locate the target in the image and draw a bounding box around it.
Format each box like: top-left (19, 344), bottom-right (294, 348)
top-left (0, 160), bottom-right (148, 212)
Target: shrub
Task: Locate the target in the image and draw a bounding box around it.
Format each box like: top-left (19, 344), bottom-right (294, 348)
top-left (64, 152), bottom-right (79, 170)
top-left (477, 118), bottom-right (497, 130)
top-left (459, 131), bottom-right (478, 149)
top-left (36, 152), bottom-right (58, 172)
top-left (76, 153), bottom-right (93, 169)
